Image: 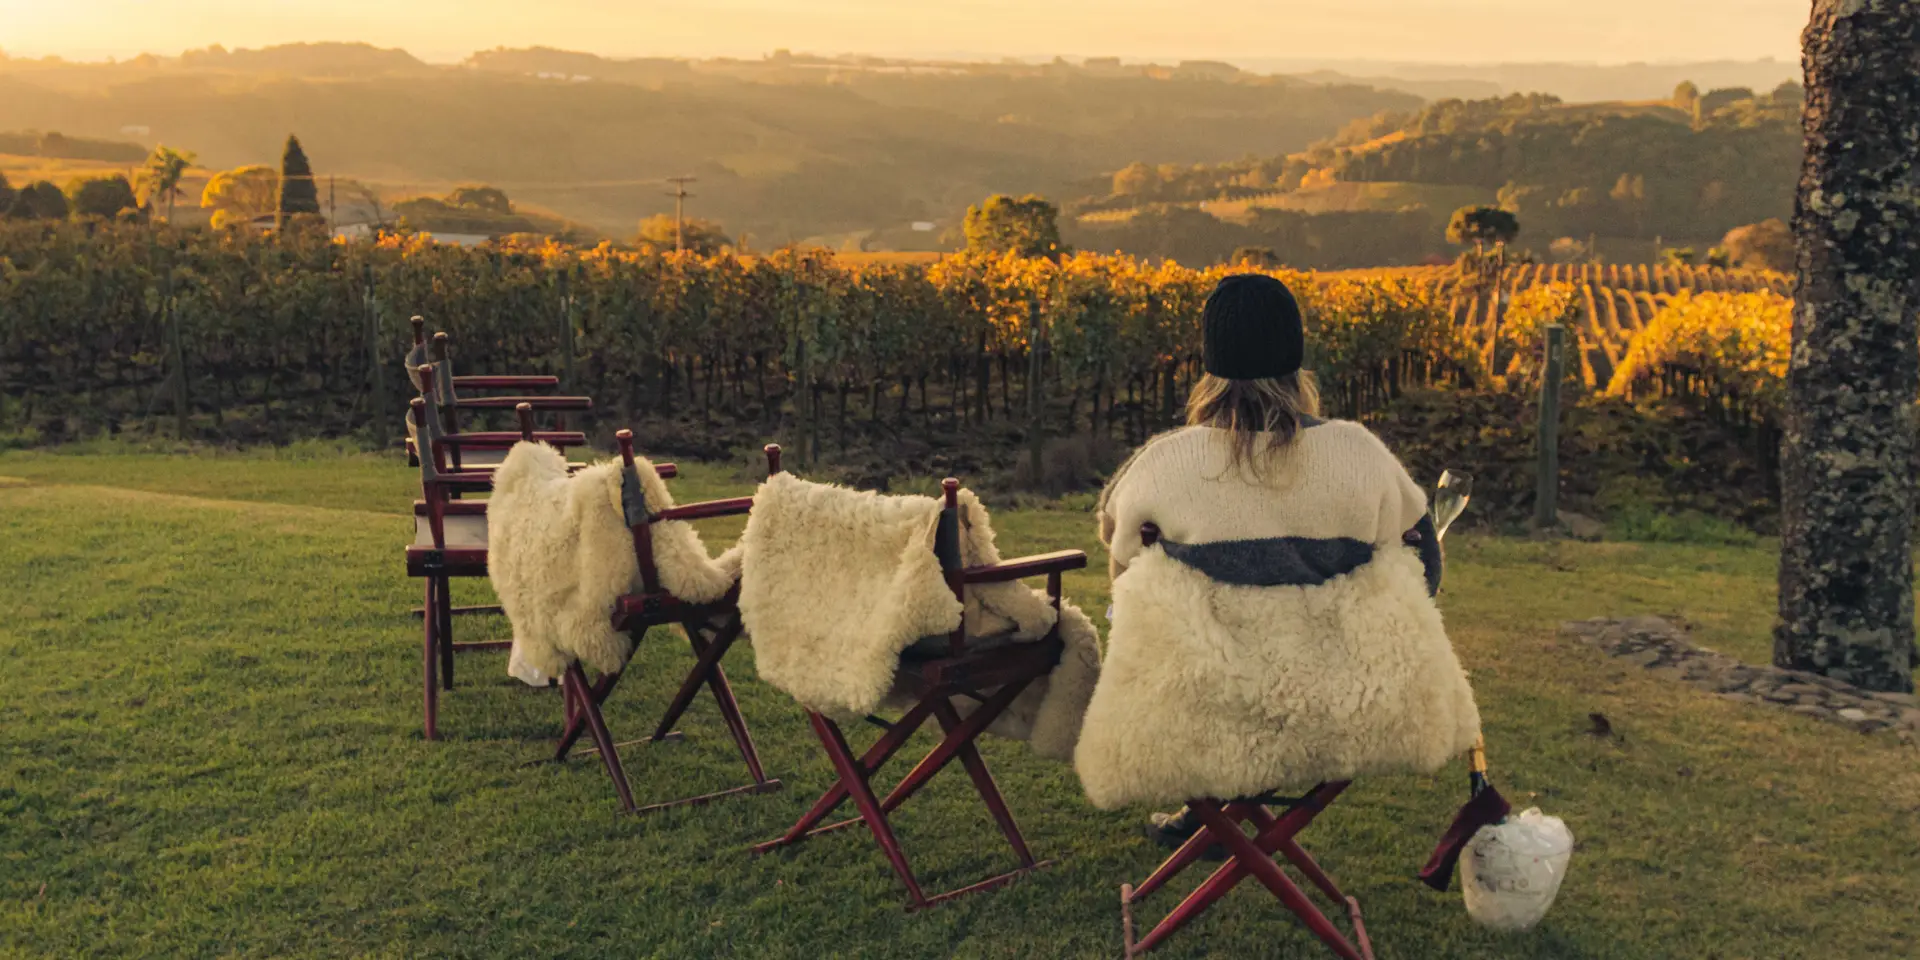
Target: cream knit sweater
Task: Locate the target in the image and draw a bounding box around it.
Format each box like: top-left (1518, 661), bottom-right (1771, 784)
top-left (1074, 420), bottom-right (1481, 808)
top-left (1097, 421), bottom-right (1430, 581)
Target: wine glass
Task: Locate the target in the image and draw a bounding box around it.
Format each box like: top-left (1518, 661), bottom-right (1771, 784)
top-left (1432, 470), bottom-right (1473, 539)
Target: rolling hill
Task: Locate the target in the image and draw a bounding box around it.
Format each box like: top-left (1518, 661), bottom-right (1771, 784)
top-left (0, 44), bottom-right (1418, 244)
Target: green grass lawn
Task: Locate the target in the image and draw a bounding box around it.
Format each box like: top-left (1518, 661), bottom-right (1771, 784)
top-left (3, 449), bottom-right (1917, 959)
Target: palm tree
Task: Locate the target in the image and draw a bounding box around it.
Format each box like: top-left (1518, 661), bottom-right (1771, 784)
top-left (138, 145), bottom-right (196, 222)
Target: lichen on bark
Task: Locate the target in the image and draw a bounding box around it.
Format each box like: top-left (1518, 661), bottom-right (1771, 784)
top-left (1775, 0), bottom-right (1920, 693)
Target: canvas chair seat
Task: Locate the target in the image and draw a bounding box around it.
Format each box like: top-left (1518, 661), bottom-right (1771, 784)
top-left (902, 627), bottom-right (1019, 661)
top-left (444, 446), bottom-right (509, 468)
top-left (414, 512), bottom-right (488, 549)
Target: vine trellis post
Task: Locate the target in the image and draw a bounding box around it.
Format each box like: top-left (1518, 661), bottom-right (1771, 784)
top-left (365, 261), bottom-right (388, 446)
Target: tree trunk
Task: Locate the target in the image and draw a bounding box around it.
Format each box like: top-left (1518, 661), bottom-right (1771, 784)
top-left (1026, 306), bottom-right (1045, 483)
top-left (976, 337), bottom-right (991, 422)
top-left (1159, 362), bottom-right (1177, 430)
top-left (1775, 0), bottom-right (1920, 693)
top-left (1000, 353), bottom-right (1013, 417)
top-left (755, 352), bottom-right (769, 426)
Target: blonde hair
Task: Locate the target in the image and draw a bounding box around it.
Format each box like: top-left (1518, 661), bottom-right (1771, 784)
top-left (1185, 370), bottom-right (1322, 477)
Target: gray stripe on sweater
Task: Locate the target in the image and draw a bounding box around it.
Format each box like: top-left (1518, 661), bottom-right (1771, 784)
top-left (1158, 535), bottom-right (1374, 587)
top-left (1159, 521), bottom-right (1443, 594)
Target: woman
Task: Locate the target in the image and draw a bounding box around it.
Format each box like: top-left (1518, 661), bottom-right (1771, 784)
top-left (1075, 273), bottom-right (1476, 849)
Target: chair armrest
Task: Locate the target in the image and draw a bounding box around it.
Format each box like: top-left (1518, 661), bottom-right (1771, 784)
top-left (654, 496), bottom-right (753, 522)
top-left (451, 396), bottom-right (593, 411)
top-left (452, 375), bottom-right (560, 391)
top-left (439, 431), bottom-right (589, 448)
top-left (655, 462), bottom-right (678, 479)
top-left (959, 550), bottom-right (1089, 584)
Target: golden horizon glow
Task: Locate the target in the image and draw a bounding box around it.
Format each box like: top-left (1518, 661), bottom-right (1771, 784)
top-left (0, 0), bottom-right (1803, 68)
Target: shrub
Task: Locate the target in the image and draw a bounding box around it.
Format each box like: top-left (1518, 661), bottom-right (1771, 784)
top-left (66, 175), bottom-right (140, 219)
top-left (1493, 282), bottom-right (1584, 389)
top-left (1607, 291), bottom-right (1792, 425)
top-left (8, 181), bottom-right (69, 220)
top-left (1012, 433), bottom-right (1122, 496)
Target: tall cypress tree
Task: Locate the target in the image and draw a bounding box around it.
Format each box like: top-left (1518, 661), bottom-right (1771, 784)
top-left (276, 134), bottom-right (320, 228)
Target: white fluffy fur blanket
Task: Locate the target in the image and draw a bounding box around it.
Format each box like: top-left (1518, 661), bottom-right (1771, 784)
top-left (1074, 546), bottom-right (1480, 808)
top-left (737, 473), bottom-right (1100, 761)
top-left (488, 442), bottom-right (739, 686)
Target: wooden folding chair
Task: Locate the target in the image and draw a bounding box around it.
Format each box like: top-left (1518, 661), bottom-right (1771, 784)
top-left (753, 478), bottom-right (1088, 910)
top-left (546, 430), bottom-right (783, 815)
top-left (1117, 524), bottom-right (1373, 959)
top-left (405, 387), bottom-right (672, 741)
top-left (1120, 784), bottom-right (1372, 959)
top-left (404, 318), bottom-right (589, 470)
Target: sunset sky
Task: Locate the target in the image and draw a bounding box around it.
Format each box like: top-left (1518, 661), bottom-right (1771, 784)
top-left (1, 0), bottom-right (1804, 66)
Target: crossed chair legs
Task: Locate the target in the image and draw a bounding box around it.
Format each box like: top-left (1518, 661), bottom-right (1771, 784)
top-left (1121, 781), bottom-right (1373, 960)
top-left (752, 673), bottom-right (1051, 911)
top-left (519, 611), bottom-right (1368, 953)
top-left (550, 612), bottom-right (782, 815)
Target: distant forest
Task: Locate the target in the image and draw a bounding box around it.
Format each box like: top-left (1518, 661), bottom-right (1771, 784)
top-left (0, 43), bottom-right (1417, 247)
top-left (0, 43), bottom-right (1804, 267)
top-left (1070, 87), bottom-right (1800, 266)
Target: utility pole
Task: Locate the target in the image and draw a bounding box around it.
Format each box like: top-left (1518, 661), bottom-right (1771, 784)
top-left (328, 175), bottom-right (336, 232)
top-left (665, 175), bottom-right (697, 252)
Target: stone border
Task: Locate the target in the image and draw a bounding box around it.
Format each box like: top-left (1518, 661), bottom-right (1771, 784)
top-left (1561, 616), bottom-right (1920, 741)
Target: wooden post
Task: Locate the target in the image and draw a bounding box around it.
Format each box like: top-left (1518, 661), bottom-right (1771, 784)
top-left (1026, 300), bottom-right (1045, 483)
top-left (796, 336), bottom-right (814, 468)
top-left (366, 262), bottom-right (388, 445)
top-left (165, 246), bottom-right (188, 439)
top-left (1534, 323), bottom-right (1565, 530)
top-left (557, 267), bottom-right (577, 390)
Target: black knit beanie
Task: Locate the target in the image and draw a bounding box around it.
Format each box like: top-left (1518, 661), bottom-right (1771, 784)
top-left (1201, 274), bottom-right (1304, 380)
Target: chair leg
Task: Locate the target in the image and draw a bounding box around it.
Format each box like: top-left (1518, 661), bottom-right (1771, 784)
top-left (1127, 787), bottom-right (1354, 957)
top-left (1189, 800), bottom-right (1369, 960)
top-left (437, 575), bottom-right (456, 691)
top-left (1127, 801), bottom-right (1256, 905)
top-left (754, 700), bottom-right (937, 853)
top-left (421, 578), bottom-right (440, 741)
top-left (811, 712), bottom-right (929, 908)
top-left (566, 663), bottom-right (637, 814)
top-left (651, 618), bottom-right (740, 741)
top-left (1242, 805), bottom-right (1350, 907)
top-left (1127, 814), bottom-right (1256, 954)
top-left (702, 660), bottom-right (771, 784)
top-left (554, 669), bottom-right (626, 763)
top-left (865, 679), bottom-right (1034, 820)
top-left (932, 698), bottom-right (1035, 867)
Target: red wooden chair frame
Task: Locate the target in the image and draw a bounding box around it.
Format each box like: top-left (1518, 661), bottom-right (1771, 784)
top-left (1117, 522), bottom-right (1373, 959)
top-left (1120, 785), bottom-right (1372, 959)
top-left (403, 318), bottom-right (587, 469)
top-left (753, 478), bottom-right (1089, 910)
top-left (546, 431), bottom-right (783, 816)
top-left (404, 391), bottom-right (674, 741)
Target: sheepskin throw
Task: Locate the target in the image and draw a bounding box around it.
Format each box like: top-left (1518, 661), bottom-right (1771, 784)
top-left (488, 441), bottom-right (738, 686)
top-left (737, 473), bottom-right (1100, 761)
top-left (1075, 421), bottom-right (1480, 808)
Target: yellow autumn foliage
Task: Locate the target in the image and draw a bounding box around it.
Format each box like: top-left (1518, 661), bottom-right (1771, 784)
top-left (1607, 291), bottom-right (1792, 419)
